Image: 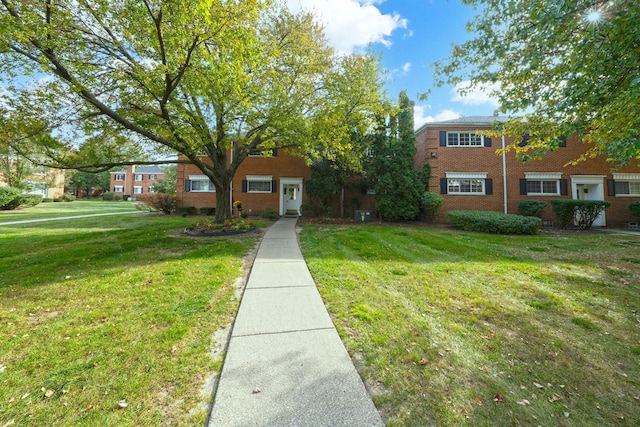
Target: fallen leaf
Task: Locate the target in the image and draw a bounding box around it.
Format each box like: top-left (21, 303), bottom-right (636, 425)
top-left (507, 360), bottom-right (515, 366)
top-left (171, 346), bottom-right (177, 353)
top-left (485, 345), bottom-right (493, 351)
top-left (419, 357), bottom-right (427, 365)
top-left (548, 394), bottom-right (561, 403)
top-left (493, 393), bottom-right (504, 402)
top-left (252, 388), bottom-right (261, 394)
top-left (474, 397), bottom-right (483, 406)
top-left (21, 393), bottom-right (29, 400)
top-left (517, 399), bottom-right (530, 406)
top-left (616, 414), bottom-right (624, 419)
top-left (44, 389), bottom-right (54, 398)
top-left (533, 382), bottom-right (544, 389)
top-left (460, 407), bottom-right (468, 415)
top-left (85, 404), bottom-right (95, 411)
top-left (118, 400), bottom-right (128, 408)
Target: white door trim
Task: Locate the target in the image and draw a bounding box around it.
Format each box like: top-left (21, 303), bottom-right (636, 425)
top-left (279, 178), bottom-right (303, 216)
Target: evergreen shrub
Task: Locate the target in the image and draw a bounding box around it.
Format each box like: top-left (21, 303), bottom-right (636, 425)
top-left (518, 200), bottom-right (547, 218)
top-left (447, 210), bottom-right (541, 235)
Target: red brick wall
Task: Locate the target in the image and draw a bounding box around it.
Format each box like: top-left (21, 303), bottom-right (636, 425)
top-left (109, 165), bottom-right (164, 197)
top-left (415, 126), bottom-right (640, 228)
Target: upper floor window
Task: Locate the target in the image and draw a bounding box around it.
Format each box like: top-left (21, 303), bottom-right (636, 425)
top-left (134, 174), bottom-right (143, 181)
top-left (439, 131), bottom-right (491, 147)
top-left (148, 174), bottom-right (157, 180)
top-left (114, 174), bottom-right (125, 181)
top-left (148, 186), bottom-right (156, 193)
top-left (611, 173), bottom-right (640, 196)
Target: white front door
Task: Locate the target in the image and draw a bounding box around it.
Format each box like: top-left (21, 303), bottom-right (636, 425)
top-left (280, 178), bottom-right (303, 216)
top-left (572, 176), bottom-right (606, 226)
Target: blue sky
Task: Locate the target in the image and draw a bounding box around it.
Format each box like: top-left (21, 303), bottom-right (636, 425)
top-left (287, 0), bottom-right (501, 128)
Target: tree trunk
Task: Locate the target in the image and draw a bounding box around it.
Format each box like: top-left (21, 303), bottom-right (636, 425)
top-left (214, 177), bottom-right (232, 222)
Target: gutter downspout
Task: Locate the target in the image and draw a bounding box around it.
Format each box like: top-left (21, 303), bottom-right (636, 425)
top-left (501, 135), bottom-right (508, 214)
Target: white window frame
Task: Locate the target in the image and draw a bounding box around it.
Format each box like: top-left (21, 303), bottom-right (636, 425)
top-left (188, 175), bottom-right (215, 192)
top-left (114, 186), bottom-right (124, 193)
top-left (148, 186), bottom-right (156, 193)
top-left (134, 174), bottom-right (144, 181)
top-left (148, 174), bottom-right (157, 180)
top-left (114, 174), bottom-right (125, 181)
top-left (446, 132), bottom-right (484, 147)
top-left (445, 172), bottom-right (487, 195)
top-left (524, 172), bottom-right (562, 196)
top-left (613, 173), bottom-right (640, 196)
top-left (133, 186), bottom-right (143, 194)
top-left (246, 175), bottom-right (273, 193)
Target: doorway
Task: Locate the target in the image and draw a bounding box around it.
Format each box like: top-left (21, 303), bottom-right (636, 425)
top-left (571, 175), bottom-right (606, 227)
top-left (280, 178), bottom-right (303, 216)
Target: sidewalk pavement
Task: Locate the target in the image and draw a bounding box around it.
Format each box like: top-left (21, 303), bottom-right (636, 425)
top-left (0, 211), bottom-right (143, 226)
top-left (209, 217), bottom-right (384, 427)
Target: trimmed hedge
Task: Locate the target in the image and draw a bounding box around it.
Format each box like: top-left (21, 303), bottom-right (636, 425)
top-left (630, 201), bottom-right (640, 222)
top-left (447, 210), bottom-right (541, 235)
top-left (21, 194), bottom-right (43, 207)
top-left (102, 192), bottom-right (115, 201)
top-left (518, 200), bottom-right (547, 218)
top-left (0, 187), bottom-right (22, 210)
top-left (550, 199), bottom-right (611, 230)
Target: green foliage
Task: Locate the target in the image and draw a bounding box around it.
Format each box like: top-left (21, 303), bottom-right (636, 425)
top-left (177, 206), bottom-right (195, 216)
top-left (369, 91), bottom-right (425, 221)
top-left (62, 193), bottom-right (76, 202)
top-left (434, 0), bottom-right (640, 165)
top-left (305, 161), bottom-right (342, 216)
top-left (518, 200), bottom-right (547, 218)
top-left (0, 187), bottom-right (22, 210)
top-left (419, 163), bottom-right (431, 188)
top-left (20, 194), bottom-right (43, 207)
top-left (137, 193), bottom-right (176, 214)
top-left (42, 198), bottom-right (53, 203)
top-left (153, 165), bottom-right (177, 195)
top-left (68, 170), bottom-right (111, 197)
top-left (422, 192), bottom-right (443, 223)
top-left (447, 210), bottom-right (541, 235)
top-left (0, 1), bottom-right (385, 222)
top-left (629, 201), bottom-right (640, 221)
top-left (199, 207), bottom-right (216, 216)
top-left (102, 192), bottom-right (115, 201)
top-left (551, 199), bottom-right (611, 230)
top-left (260, 207), bottom-right (278, 220)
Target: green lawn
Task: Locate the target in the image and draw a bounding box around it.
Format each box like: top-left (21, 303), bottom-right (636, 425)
top-left (0, 200), bottom-right (139, 223)
top-left (0, 213), bottom-right (259, 426)
top-left (300, 224), bottom-right (640, 426)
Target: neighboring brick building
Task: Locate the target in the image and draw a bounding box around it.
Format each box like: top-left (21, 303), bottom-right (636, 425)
top-left (109, 165), bottom-right (164, 199)
top-left (415, 116), bottom-right (640, 228)
top-left (177, 149), bottom-right (311, 216)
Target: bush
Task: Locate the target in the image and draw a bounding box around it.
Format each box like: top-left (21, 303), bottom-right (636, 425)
top-left (199, 207), bottom-right (216, 216)
top-left (630, 201), bottom-right (640, 222)
top-left (177, 206), bottom-right (195, 216)
top-left (62, 193), bottom-right (76, 202)
top-left (137, 193), bottom-right (176, 214)
top-left (447, 210), bottom-right (541, 235)
top-left (53, 197), bottom-right (64, 202)
top-left (0, 187), bottom-right (22, 210)
top-left (123, 194), bottom-right (130, 201)
top-left (518, 200), bottom-right (547, 218)
top-left (42, 198), bottom-right (53, 203)
top-left (261, 207), bottom-right (278, 220)
top-left (20, 194), bottom-right (43, 207)
top-left (550, 199), bottom-right (611, 230)
top-left (102, 192), bottom-right (115, 201)
top-left (423, 192), bottom-right (443, 223)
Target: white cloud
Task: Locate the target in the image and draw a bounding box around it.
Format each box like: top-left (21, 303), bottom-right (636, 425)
top-left (414, 105), bottom-right (461, 129)
top-left (401, 62), bottom-right (411, 73)
top-left (287, 0), bottom-right (407, 53)
top-left (451, 81), bottom-right (501, 107)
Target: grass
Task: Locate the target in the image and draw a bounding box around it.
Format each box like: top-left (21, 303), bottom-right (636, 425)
top-left (0, 200), bottom-right (139, 223)
top-left (300, 224), bottom-right (640, 426)
top-left (0, 212), bottom-right (259, 426)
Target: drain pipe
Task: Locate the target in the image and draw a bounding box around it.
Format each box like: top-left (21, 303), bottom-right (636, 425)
top-left (502, 135), bottom-right (508, 214)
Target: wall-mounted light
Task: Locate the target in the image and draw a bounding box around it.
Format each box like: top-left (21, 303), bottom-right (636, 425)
top-left (430, 151), bottom-right (437, 157)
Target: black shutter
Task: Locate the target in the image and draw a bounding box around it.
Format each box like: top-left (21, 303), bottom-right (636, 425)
top-left (484, 137), bottom-right (492, 147)
top-left (242, 180), bottom-right (247, 193)
top-left (520, 134), bottom-right (530, 147)
top-left (272, 148), bottom-right (278, 156)
top-left (439, 131), bottom-right (447, 147)
top-left (607, 179), bottom-right (616, 196)
top-left (184, 180), bottom-right (191, 192)
top-left (560, 179), bottom-right (568, 196)
top-left (271, 180), bottom-right (277, 193)
top-left (559, 136), bottom-right (567, 147)
top-left (519, 179), bottom-right (527, 195)
top-left (440, 178), bottom-right (448, 194)
top-left (485, 178), bottom-right (493, 195)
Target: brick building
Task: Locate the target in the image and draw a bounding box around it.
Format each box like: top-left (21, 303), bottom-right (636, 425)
top-left (109, 165), bottom-right (164, 199)
top-left (415, 116), bottom-right (640, 228)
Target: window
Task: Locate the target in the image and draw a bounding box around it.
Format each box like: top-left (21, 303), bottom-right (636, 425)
top-left (447, 132), bottom-right (483, 147)
top-left (114, 186), bottom-right (124, 192)
top-left (187, 175), bottom-right (215, 192)
top-left (114, 174), bottom-right (125, 181)
top-left (148, 186), bottom-right (156, 193)
top-left (133, 186), bottom-right (143, 194)
top-left (244, 175), bottom-right (273, 193)
top-left (148, 174), bottom-right (157, 180)
top-left (134, 174), bottom-right (143, 181)
top-left (365, 147), bottom-right (375, 157)
top-left (441, 172), bottom-right (491, 195)
top-left (521, 172), bottom-right (563, 196)
top-left (612, 174), bottom-right (640, 196)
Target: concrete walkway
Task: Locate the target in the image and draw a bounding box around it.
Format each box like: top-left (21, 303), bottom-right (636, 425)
top-left (209, 217), bottom-right (384, 426)
top-left (0, 211), bottom-right (143, 226)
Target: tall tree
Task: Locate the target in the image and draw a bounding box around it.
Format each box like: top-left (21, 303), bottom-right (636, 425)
top-left (0, 0), bottom-right (384, 221)
top-left (434, 0), bottom-right (640, 165)
top-left (369, 91), bottom-right (424, 221)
